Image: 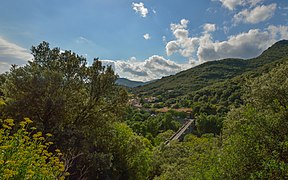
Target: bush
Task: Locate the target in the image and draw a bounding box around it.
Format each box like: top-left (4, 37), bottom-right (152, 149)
top-left (0, 118), bottom-right (67, 179)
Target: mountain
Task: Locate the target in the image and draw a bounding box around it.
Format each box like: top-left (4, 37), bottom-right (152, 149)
top-left (116, 78), bottom-right (153, 88)
top-left (132, 40), bottom-right (288, 100)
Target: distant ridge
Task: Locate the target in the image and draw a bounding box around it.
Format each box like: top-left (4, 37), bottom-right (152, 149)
top-left (116, 78), bottom-right (155, 88)
top-left (132, 40), bottom-right (288, 98)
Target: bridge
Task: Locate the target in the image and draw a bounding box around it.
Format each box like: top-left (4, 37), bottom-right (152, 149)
top-left (164, 119), bottom-right (194, 145)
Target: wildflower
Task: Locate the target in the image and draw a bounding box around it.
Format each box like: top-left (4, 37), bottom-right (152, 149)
top-left (2, 124), bottom-right (11, 129)
top-left (46, 133), bottom-right (53, 137)
top-left (33, 132), bottom-right (42, 138)
top-left (19, 121), bottom-right (27, 128)
top-left (4, 119), bottom-right (15, 126)
top-left (55, 149), bottom-right (61, 153)
top-left (24, 118), bottom-right (33, 124)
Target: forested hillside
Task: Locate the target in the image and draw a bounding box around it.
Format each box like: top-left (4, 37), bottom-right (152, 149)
top-left (133, 40), bottom-right (288, 100)
top-left (0, 40), bottom-right (288, 179)
top-left (115, 78), bottom-right (156, 88)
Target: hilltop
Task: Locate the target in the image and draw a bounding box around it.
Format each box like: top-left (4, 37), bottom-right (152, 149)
top-left (132, 40), bottom-right (288, 101)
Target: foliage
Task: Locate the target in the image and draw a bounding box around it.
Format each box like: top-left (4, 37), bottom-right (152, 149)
top-left (133, 40), bottom-right (288, 102)
top-left (111, 123), bottom-right (153, 179)
top-left (219, 61), bottom-right (288, 179)
top-left (152, 135), bottom-right (219, 180)
top-left (0, 118), bottom-right (67, 179)
top-left (0, 41), bottom-right (128, 179)
top-left (1, 40), bottom-right (288, 179)
top-left (125, 107), bottom-right (182, 144)
top-left (196, 113), bottom-right (223, 136)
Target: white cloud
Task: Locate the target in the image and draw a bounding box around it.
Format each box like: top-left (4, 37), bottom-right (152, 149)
top-left (75, 36), bottom-right (93, 44)
top-left (267, 25), bottom-right (288, 40)
top-left (166, 19), bottom-right (199, 58)
top-left (101, 55), bottom-right (193, 81)
top-left (143, 33), bottom-right (151, 40)
top-left (233, 3), bottom-right (277, 24)
top-left (223, 26), bottom-right (230, 34)
top-left (0, 37), bottom-right (33, 74)
top-left (197, 25), bottom-right (288, 62)
top-left (132, 2), bottom-right (148, 17)
top-left (247, 0), bottom-right (264, 7)
top-left (219, 0), bottom-right (244, 10)
top-left (166, 19), bottom-right (288, 64)
top-left (162, 36), bottom-right (167, 43)
top-left (170, 19), bottom-right (189, 31)
top-left (166, 41), bottom-right (180, 56)
top-left (203, 23), bottom-right (216, 33)
top-left (218, 0), bottom-right (264, 10)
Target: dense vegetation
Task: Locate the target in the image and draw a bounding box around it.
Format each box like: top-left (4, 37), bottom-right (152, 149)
top-left (133, 40), bottom-right (288, 103)
top-left (0, 40), bottom-right (288, 179)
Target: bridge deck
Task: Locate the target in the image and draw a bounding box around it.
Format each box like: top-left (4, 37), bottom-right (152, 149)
top-left (164, 119), bottom-right (194, 145)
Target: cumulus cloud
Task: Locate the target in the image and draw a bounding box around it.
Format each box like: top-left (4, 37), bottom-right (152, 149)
top-left (170, 19), bottom-right (189, 31)
top-left (219, 0), bottom-right (264, 10)
top-left (219, 0), bottom-right (244, 11)
top-left (0, 37), bottom-right (33, 74)
top-left (165, 19), bottom-right (288, 64)
top-left (166, 19), bottom-right (199, 59)
top-left (203, 23), bottom-right (216, 33)
top-left (101, 55), bottom-right (192, 81)
top-left (132, 2), bottom-right (148, 17)
top-left (233, 3), bottom-right (277, 24)
top-left (198, 25), bottom-right (288, 61)
top-left (197, 29), bottom-right (270, 61)
top-left (143, 33), bottom-right (151, 40)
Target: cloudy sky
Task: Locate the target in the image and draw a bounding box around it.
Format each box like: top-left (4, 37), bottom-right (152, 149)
top-left (0, 0), bottom-right (287, 81)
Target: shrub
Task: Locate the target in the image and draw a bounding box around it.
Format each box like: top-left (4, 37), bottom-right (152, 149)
top-left (0, 118), bottom-right (68, 179)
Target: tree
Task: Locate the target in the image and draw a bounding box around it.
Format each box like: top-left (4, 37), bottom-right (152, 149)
top-left (152, 135), bottom-right (219, 179)
top-left (196, 113), bottom-right (223, 136)
top-left (0, 41), bottom-right (128, 178)
top-left (110, 123), bottom-right (153, 180)
top-left (219, 61), bottom-right (288, 179)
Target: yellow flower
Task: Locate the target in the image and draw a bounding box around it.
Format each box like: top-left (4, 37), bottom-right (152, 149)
top-left (2, 124), bottom-right (12, 129)
top-left (24, 117), bottom-right (33, 124)
top-left (4, 119), bottom-right (15, 126)
top-left (55, 149), bottom-right (61, 153)
top-left (19, 121), bottom-right (27, 128)
top-left (33, 132), bottom-right (42, 138)
top-left (46, 133), bottom-right (53, 137)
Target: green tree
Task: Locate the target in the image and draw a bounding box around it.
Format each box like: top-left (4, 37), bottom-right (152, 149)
top-left (219, 61), bottom-right (288, 179)
top-left (1, 42), bottom-right (128, 179)
top-left (152, 135), bottom-right (219, 180)
top-left (111, 123), bottom-right (153, 180)
top-left (196, 113), bottom-right (223, 136)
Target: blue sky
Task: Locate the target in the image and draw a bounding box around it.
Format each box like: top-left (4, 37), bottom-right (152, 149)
top-left (0, 0), bottom-right (287, 81)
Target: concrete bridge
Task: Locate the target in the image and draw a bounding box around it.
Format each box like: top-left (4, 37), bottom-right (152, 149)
top-left (164, 119), bottom-right (194, 145)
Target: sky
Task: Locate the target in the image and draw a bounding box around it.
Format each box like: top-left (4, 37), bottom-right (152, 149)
top-left (0, 0), bottom-right (287, 81)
